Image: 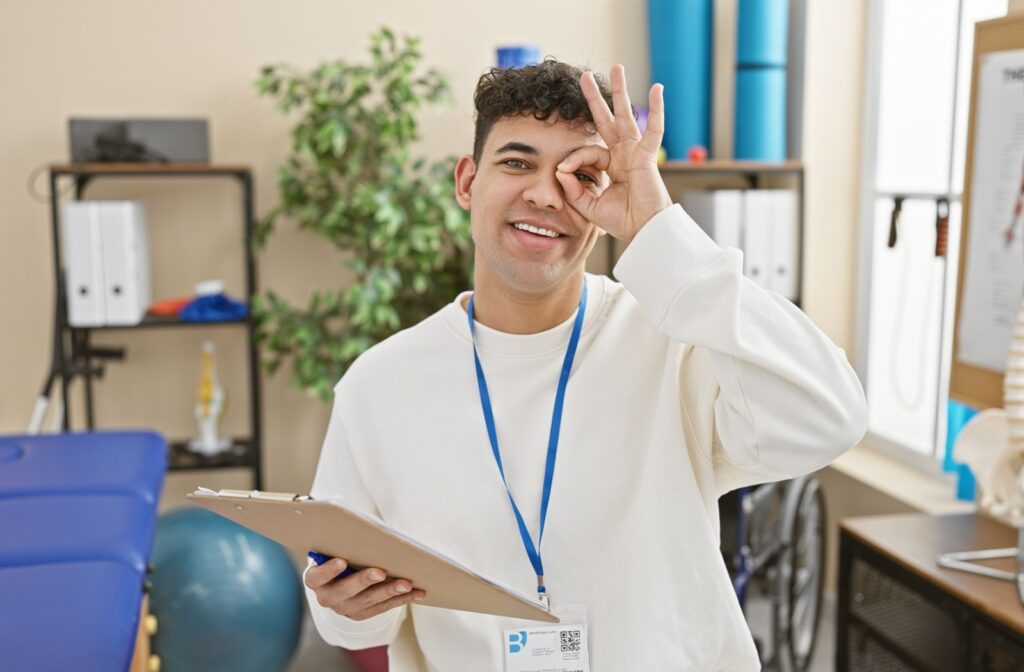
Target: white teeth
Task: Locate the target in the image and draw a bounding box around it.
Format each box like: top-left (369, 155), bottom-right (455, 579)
top-left (512, 222), bottom-right (560, 238)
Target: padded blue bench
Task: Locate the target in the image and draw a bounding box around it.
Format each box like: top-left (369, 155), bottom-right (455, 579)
top-left (0, 561), bottom-right (151, 670)
top-left (0, 431), bottom-right (167, 671)
top-left (0, 431), bottom-right (166, 502)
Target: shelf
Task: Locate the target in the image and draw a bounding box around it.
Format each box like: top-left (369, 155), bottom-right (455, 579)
top-left (50, 162), bottom-right (251, 176)
top-left (69, 314), bottom-right (250, 331)
top-left (659, 159), bottom-right (803, 175)
top-left (46, 161), bottom-right (264, 488)
top-left (168, 437), bottom-right (256, 472)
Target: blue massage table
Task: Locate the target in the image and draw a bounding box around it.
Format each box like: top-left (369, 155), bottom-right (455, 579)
top-left (0, 431), bottom-right (167, 671)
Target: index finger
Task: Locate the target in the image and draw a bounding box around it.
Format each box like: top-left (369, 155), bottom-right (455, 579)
top-left (304, 557), bottom-right (352, 590)
top-left (581, 71), bottom-right (619, 147)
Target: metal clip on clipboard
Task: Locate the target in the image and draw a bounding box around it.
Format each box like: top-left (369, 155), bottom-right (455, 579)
top-left (194, 487), bottom-right (311, 502)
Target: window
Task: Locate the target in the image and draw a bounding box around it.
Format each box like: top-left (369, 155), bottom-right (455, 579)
top-left (856, 0), bottom-right (1008, 462)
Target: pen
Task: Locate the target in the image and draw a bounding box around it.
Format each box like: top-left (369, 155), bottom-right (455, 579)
top-left (308, 551), bottom-right (358, 580)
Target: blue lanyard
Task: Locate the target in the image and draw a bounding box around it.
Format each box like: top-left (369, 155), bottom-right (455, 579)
top-left (466, 281), bottom-right (588, 605)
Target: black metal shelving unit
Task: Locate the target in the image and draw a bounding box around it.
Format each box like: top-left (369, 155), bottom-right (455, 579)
top-left (44, 162), bottom-right (263, 489)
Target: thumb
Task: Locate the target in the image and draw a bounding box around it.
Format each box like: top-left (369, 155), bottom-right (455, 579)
top-left (556, 170), bottom-right (599, 222)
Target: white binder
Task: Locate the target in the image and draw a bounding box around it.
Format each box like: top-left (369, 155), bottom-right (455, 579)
top-left (63, 202), bottom-right (106, 326)
top-left (768, 190), bottom-right (799, 301)
top-left (742, 190), bottom-right (774, 290)
top-left (680, 189), bottom-right (743, 250)
top-left (100, 202), bottom-right (151, 325)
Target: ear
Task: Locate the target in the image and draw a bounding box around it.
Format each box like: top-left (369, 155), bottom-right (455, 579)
top-left (454, 155), bottom-right (476, 210)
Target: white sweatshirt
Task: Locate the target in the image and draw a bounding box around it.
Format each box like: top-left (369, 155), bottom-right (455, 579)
top-left (305, 204), bottom-right (867, 671)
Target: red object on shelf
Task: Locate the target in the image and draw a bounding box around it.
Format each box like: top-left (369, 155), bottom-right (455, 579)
top-left (686, 144), bottom-right (708, 163)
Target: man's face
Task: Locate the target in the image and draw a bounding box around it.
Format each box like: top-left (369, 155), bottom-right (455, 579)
top-left (454, 114), bottom-right (609, 295)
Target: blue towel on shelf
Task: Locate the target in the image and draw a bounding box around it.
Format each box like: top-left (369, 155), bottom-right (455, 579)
top-left (179, 293), bottom-right (248, 322)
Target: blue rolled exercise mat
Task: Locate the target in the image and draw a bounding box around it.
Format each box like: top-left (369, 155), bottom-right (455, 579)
top-left (735, 67), bottom-right (787, 161)
top-left (737, 0), bottom-right (790, 66)
top-left (734, 0), bottom-right (790, 161)
top-left (648, 0), bottom-right (713, 159)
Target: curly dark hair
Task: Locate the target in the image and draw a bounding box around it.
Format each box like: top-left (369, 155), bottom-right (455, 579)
top-left (472, 59), bottom-right (614, 163)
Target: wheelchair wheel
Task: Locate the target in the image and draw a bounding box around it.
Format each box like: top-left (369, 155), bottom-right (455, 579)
top-left (779, 477), bottom-right (826, 672)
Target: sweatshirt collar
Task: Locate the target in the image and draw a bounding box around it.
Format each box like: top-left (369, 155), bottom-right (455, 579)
top-left (442, 273), bottom-right (605, 356)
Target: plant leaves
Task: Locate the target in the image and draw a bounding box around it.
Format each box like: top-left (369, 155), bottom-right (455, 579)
top-left (251, 27), bottom-right (472, 402)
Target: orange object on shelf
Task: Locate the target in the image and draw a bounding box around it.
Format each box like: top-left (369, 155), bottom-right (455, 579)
top-left (147, 297), bottom-right (191, 317)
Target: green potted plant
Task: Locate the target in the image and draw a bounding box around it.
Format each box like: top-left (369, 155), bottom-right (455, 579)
top-left (253, 27), bottom-right (473, 401)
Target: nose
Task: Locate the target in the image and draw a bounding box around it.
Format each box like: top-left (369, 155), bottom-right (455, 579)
top-left (521, 170), bottom-right (564, 211)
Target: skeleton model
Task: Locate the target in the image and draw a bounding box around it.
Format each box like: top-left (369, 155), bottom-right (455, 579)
top-left (954, 299), bottom-right (1024, 523)
top-left (188, 341), bottom-right (232, 456)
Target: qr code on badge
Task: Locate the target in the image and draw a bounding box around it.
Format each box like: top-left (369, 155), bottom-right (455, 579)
top-left (560, 629), bottom-right (581, 653)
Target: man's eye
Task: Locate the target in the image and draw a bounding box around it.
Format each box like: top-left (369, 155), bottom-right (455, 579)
top-left (576, 172), bottom-right (595, 184)
top-left (502, 159), bottom-right (529, 169)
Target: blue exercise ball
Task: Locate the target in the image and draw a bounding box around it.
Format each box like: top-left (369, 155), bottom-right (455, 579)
top-left (150, 507), bottom-right (304, 672)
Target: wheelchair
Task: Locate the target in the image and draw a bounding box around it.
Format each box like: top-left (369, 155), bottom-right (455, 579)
top-left (720, 475), bottom-right (827, 672)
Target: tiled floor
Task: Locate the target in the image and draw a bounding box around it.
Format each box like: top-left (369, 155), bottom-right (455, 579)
top-left (289, 595), bottom-right (838, 671)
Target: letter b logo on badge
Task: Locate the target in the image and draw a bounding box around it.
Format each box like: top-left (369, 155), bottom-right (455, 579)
top-left (508, 631), bottom-right (528, 653)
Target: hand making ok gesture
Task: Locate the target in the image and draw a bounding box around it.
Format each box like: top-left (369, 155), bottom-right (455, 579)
top-left (555, 64), bottom-right (674, 245)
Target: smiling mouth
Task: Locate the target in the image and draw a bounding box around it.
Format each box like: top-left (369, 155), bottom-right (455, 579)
top-left (509, 222), bottom-right (564, 238)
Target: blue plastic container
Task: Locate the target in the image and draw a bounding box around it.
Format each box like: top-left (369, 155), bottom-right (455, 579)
top-left (956, 463), bottom-right (976, 502)
top-left (496, 45), bottom-right (542, 69)
top-left (737, 0), bottom-right (790, 66)
top-left (734, 66), bottom-right (787, 160)
top-left (647, 0), bottom-right (713, 158)
top-left (944, 399), bottom-right (979, 473)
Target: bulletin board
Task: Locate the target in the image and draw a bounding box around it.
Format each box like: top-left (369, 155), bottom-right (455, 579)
top-left (951, 12), bottom-right (1024, 410)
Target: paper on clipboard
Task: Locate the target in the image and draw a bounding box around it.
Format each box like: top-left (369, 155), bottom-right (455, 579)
top-left (958, 49), bottom-right (1024, 372)
top-left (187, 488), bottom-right (558, 623)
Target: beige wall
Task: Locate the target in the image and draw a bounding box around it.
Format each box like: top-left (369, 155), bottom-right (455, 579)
top-left (801, 0), bottom-right (868, 353)
top-left (817, 467), bottom-right (917, 593)
top-left (0, 1), bottom-right (867, 513)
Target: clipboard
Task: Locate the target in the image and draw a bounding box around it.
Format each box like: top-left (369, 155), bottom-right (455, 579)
top-left (187, 488), bottom-right (559, 623)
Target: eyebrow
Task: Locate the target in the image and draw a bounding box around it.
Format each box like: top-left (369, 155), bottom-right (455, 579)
top-left (493, 141), bottom-right (593, 164)
top-left (494, 141), bottom-right (539, 156)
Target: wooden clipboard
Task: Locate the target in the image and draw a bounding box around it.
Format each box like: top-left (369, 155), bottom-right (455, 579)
top-left (187, 489), bottom-right (558, 623)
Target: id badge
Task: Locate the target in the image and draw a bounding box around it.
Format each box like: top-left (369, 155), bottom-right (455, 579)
top-left (503, 604), bottom-right (590, 672)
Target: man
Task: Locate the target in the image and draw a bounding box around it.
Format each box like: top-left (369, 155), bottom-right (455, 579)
top-left (304, 60), bottom-right (866, 671)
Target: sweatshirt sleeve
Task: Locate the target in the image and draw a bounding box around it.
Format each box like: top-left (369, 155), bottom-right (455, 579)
top-left (304, 393), bottom-right (408, 650)
top-left (613, 204), bottom-right (867, 492)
